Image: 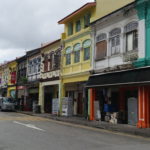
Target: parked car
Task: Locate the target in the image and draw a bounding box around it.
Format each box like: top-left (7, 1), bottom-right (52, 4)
top-left (0, 97), bottom-right (16, 111)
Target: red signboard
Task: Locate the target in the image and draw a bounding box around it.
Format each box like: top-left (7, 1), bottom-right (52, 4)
top-left (11, 71), bottom-right (16, 84)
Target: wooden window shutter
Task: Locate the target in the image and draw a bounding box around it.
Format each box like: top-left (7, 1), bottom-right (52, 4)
top-left (44, 59), bottom-right (48, 72)
top-left (96, 40), bottom-right (107, 60)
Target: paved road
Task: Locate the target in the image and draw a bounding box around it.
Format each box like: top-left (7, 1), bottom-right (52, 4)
top-left (0, 112), bottom-right (150, 150)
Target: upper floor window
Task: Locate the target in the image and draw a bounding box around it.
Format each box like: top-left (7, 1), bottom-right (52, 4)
top-left (44, 55), bottom-right (48, 72)
top-left (33, 58), bottom-right (37, 73)
top-left (50, 52), bottom-right (55, 70)
top-left (125, 21), bottom-right (138, 52)
top-left (96, 33), bottom-right (107, 60)
top-left (76, 20), bottom-right (81, 32)
top-left (83, 40), bottom-right (91, 61)
top-left (74, 43), bottom-right (81, 63)
top-left (109, 28), bottom-right (121, 55)
top-left (37, 57), bottom-right (41, 73)
top-left (84, 13), bottom-right (91, 28)
top-left (28, 60), bottom-right (32, 74)
top-left (65, 47), bottom-right (72, 65)
top-left (54, 50), bottom-right (61, 69)
top-left (68, 23), bottom-right (73, 36)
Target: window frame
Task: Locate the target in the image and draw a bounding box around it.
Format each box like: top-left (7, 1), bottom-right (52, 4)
top-left (51, 52), bottom-right (55, 70)
top-left (76, 20), bottom-right (81, 32)
top-left (83, 40), bottom-right (91, 61)
top-left (109, 28), bottom-right (121, 56)
top-left (84, 13), bottom-right (91, 28)
top-left (125, 21), bottom-right (138, 52)
top-left (44, 55), bottom-right (49, 72)
top-left (65, 47), bottom-right (72, 65)
top-left (74, 43), bottom-right (81, 63)
top-left (68, 22), bottom-right (73, 36)
top-left (96, 33), bottom-right (107, 60)
top-left (54, 50), bottom-right (61, 69)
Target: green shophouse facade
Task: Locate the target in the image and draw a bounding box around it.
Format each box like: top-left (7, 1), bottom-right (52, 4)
top-left (134, 0), bottom-right (150, 67)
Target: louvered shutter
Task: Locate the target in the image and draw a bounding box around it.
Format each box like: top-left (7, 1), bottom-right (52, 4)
top-left (96, 40), bottom-right (107, 60)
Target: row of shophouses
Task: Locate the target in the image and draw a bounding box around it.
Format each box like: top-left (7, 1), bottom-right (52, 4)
top-left (0, 0), bottom-right (150, 128)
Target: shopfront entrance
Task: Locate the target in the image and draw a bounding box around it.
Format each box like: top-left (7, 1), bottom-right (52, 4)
top-left (65, 82), bottom-right (86, 116)
top-left (44, 85), bottom-right (58, 114)
top-left (26, 88), bottom-right (39, 111)
top-left (128, 97), bottom-right (138, 125)
top-left (90, 87), bottom-right (138, 126)
top-left (87, 67), bottom-right (150, 128)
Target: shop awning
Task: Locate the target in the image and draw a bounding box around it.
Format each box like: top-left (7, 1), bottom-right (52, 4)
top-left (86, 67), bottom-right (150, 88)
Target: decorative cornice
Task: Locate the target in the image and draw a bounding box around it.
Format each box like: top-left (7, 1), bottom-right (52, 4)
top-left (40, 77), bottom-right (59, 82)
top-left (62, 70), bottom-right (90, 79)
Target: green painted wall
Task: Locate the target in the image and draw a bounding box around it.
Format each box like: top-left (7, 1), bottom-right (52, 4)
top-left (133, 0), bottom-right (150, 67)
top-left (146, 1), bottom-right (150, 64)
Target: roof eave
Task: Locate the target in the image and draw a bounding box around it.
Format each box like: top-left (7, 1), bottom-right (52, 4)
top-left (58, 2), bottom-right (96, 24)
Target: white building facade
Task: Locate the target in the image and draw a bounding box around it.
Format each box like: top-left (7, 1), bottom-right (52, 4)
top-left (87, 3), bottom-right (147, 127)
top-left (91, 4), bottom-right (141, 73)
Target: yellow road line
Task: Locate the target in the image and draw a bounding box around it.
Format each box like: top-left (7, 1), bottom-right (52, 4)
top-left (0, 116), bottom-right (49, 121)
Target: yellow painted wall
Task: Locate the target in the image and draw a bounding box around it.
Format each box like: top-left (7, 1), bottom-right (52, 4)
top-left (7, 61), bottom-right (17, 86)
top-left (91, 0), bottom-right (135, 22)
top-left (7, 86), bottom-right (16, 97)
top-left (62, 8), bottom-right (95, 40)
top-left (60, 6), bottom-right (95, 87)
top-left (7, 61), bottom-right (17, 97)
top-left (62, 33), bottom-right (92, 77)
top-left (62, 73), bottom-right (89, 84)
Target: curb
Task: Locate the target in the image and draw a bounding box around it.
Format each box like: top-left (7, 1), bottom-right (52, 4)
top-left (18, 111), bottom-right (150, 138)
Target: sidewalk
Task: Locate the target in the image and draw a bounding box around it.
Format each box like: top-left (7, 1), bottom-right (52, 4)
top-left (18, 111), bottom-right (150, 138)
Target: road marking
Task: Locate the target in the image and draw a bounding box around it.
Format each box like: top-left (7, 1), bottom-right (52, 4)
top-left (13, 121), bottom-right (45, 132)
top-left (17, 113), bottom-right (150, 141)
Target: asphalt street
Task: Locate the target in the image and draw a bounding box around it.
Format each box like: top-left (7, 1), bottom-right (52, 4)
top-left (0, 112), bottom-right (150, 150)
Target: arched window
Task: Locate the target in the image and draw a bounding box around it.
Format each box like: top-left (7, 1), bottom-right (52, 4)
top-left (109, 28), bottom-right (121, 55)
top-left (83, 40), bottom-right (91, 61)
top-left (96, 33), bottom-right (107, 43)
top-left (96, 33), bottom-right (107, 60)
top-left (65, 47), bottom-right (72, 65)
top-left (74, 43), bottom-right (81, 63)
top-left (125, 21), bottom-right (138, 51)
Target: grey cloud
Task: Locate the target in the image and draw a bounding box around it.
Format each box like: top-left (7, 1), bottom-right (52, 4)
top-left (0, 0), bottom-right (94, 62)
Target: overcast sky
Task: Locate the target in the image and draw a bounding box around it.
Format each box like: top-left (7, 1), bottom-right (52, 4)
top-left (0, 0), bottom-right (94, 63)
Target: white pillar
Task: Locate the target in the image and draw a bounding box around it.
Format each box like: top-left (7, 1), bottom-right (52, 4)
top-left (138, 19), bottom-right (146, 59)
top-left (38, 83), bottom-right (44, 113)
top-left (91, 25), bottom-right (96, 70)
top-left (58, 82), bottom-right (61, 114)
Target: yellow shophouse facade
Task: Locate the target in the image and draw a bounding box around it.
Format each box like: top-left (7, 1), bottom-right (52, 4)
top-left (39, 39), bottom-right (61, 114)
top-left (58, 2), bottom-right (96, 116)
top-left (7, 60), bottom-right (17, 98)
